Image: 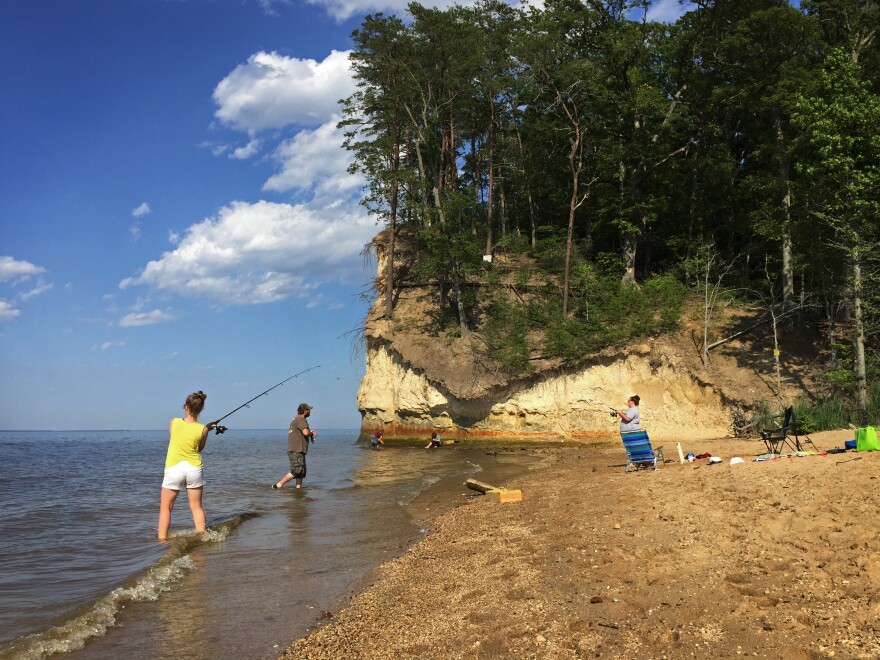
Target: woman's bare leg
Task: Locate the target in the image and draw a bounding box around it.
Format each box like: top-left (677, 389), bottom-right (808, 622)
top-left (186, 486), bottom-right (206, 533)
top-left (158, 488), bottom-right (179, 540)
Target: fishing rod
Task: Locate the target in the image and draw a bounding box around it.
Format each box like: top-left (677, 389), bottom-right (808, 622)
top-left (211, 365), bottom-right (321, 434)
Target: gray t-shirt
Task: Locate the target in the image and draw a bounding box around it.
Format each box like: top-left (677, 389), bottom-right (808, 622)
top-left (619, 406), bottom-right (642, 433)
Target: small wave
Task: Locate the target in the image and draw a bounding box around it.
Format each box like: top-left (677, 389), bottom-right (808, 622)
top-left (0, 555), bottom-right (196, 660)
top-left (0, 512), bottom-right (258, 660)
top-left (395, 474), bottom-right (441, 507)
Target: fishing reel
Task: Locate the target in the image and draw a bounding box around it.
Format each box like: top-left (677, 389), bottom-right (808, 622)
top-left (214, 425), bottom-right (228, 435)
top-left (609, 409), bottom-right (618, 418)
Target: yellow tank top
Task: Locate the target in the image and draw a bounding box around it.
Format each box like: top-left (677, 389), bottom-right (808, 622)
top-left (165, 418), bottom-right (205, 468)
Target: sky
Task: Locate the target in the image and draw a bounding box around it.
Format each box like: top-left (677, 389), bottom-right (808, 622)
top-left (0, 0), bottom-right (692, 431)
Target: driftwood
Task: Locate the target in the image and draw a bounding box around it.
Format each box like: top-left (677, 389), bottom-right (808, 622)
top-left (465, 478), bottom-right (498, 493)
top-left (465, 478), bottom-right (523, 503)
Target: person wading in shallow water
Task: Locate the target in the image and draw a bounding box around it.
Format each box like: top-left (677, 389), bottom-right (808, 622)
top-left (158, 391), bottom-right (217, 541)
top-left (273, 403), bottom-right (316, 490)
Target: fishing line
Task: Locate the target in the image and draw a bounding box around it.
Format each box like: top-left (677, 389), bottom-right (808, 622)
top-left (211, 365), bottom-right (321, 434)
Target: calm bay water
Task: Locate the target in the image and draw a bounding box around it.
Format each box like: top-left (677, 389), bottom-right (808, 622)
top-left (0, 429), bottom-right (534, 659)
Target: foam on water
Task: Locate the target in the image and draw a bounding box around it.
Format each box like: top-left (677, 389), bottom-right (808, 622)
top-left (2, 555), bottom-right (195, 660)
top-left (0, 512), bottom-right (255, 660)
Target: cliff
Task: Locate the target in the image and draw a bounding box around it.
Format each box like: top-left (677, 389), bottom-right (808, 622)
top-left (357, 232), bottom-right (823, 442)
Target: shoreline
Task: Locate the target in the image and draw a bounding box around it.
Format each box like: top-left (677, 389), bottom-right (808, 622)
top-left (280, 430), bottom-right (880, 659)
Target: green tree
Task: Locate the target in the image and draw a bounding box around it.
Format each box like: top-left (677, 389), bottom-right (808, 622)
top-left (794, 48), bottom-right (880, 419)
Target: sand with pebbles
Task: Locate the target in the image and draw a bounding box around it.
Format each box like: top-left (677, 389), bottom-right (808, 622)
top-left (281, 430), bottom-right (880, 659)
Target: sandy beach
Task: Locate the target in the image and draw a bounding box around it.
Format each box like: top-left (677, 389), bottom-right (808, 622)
top-left (280, 430), bottom-right (880, 659)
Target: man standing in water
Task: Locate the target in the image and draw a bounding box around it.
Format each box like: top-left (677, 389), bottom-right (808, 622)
top-left (273, 403), bottom-right (316, 490)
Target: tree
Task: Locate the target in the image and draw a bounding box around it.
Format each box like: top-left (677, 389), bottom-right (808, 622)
top-left (794, 48), bottom-right (880, 420)
top-left (343, 14), bottom-right (416, 320)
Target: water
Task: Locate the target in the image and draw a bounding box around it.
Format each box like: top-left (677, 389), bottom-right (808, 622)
top-left (0, 430), bottom-right (534, 659)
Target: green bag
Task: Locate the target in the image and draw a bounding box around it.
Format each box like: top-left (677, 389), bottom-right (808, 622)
top-left (856, 426), bottom-right (880, 452)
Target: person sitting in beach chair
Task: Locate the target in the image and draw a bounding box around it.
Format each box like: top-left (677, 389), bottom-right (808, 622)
top-left (620, 429), bottom-right (663, 473)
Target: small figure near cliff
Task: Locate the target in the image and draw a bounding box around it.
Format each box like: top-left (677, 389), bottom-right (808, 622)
top-left (370, 430), bottom-right (384, 450)
top-left (614, 395), bottom-right (642, 433)
top-left (425, 432), bottom-right (442, 449)
top-left (273, 403), bottom-right (316, 490)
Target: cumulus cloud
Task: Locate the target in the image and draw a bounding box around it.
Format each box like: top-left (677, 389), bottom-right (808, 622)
top-left (132, 202), bottom-right (152, 217)
top-left (0, 256), bottom-right (51, 319)
top-left (0, 256), bottom-right (46, 283)
top-left (231, 138), bottom-right (262, 160)
top-left (120, 199), bottom-right (374, 304)
top-left (0, 299), bottom-right (20, 320)
top-left (119, 309), bottom-right (176, 327)
top-left (213, 50), bottom-right (355, 133)
top-left (264, 117), bottom-right (363, 199)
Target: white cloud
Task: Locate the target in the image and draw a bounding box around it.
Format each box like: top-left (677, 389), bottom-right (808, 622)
top-left (231, 138), bottom-right (262, 160)
top-left (0, 299), bottom-right (20, 320)
top-left (263, 117), bottom-right (363, 199)
top-left (119, 309), bottom-right (176, 327)
top-left (20, 283), bottom-right (53, 301)
top-left (130, 224), bottom-right (142, 241)
top-left (132, 202), bottom-right (152, 217)
top-left (169, 230), bottom-right (180, 244)
top-left (213, 50), bottom-right (355, 133)
top-left (305, 0), bottom-right (458, 21)
top-left (97, 341), bottom-right (126, 350)
top-left (645, 0), bottom-right (695, 23)
top-left (0, 256), bottom-right (46, 282)
top-left (120, 199), bottom-right (375, 305)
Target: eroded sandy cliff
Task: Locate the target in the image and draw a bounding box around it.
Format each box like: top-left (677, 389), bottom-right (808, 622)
top-left (357, 232), bottom-right (819, 442)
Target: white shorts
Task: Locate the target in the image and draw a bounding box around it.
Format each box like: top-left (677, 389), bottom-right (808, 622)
top-left (162, 461), bottom-right (205, 490)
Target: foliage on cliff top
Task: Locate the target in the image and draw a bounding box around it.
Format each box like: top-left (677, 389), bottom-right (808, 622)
top-left (350, 0), bottom-right (880, 411)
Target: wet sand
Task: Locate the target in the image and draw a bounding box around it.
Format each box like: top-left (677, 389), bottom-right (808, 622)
top-left (280, 431), bottom-right (880, 659)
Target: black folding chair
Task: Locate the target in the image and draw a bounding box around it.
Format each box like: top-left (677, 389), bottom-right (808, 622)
top-left (789, 410), bottom-right (819, 453)
top-left (760, 407), bottom-right (798, 454)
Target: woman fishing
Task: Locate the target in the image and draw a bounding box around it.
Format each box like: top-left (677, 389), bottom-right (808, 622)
top-left (157, 391), bottom-right (217, 541)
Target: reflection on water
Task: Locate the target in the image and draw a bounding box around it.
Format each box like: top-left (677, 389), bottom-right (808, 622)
top-left (1, 431), bottom-right (536, 660)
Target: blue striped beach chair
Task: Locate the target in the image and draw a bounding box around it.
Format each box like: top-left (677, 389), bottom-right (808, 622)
top-left (620, 430), bottom-right (663, 473)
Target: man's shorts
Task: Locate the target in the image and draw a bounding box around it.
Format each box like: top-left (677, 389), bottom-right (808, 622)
top-left (288, 451), bottom-right (307, 479)
top-left (162, 460), bottom-right (205, 490)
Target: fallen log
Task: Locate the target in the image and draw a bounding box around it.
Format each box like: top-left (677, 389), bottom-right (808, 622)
top-left (465, 478), bottom-right (498, 493)
top-left (465, 478), bottom-right (523, 503)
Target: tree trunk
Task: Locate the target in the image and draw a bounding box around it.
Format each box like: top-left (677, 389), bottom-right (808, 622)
top-left (621, 233), bottom-right (638, 287)
top-left (852, 249), bottom-right (868, 421)
top-left (563, 133), bottom-right (581, 317)
top-left (454, 279), bottom-right (469, 337)
top-left (485, 101), bottom-right (495, 256)
top-left (775, 116), bottom-right (795, 308)
top-left (514, 127), bottom-right (537, 248)
top-left (824, 290), bottom-right (838, 369)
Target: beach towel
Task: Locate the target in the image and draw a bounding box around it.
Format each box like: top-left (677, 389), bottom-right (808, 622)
top-left (856, 426), bottom-right (880, 452)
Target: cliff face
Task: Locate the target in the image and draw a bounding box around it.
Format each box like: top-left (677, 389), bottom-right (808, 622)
top-left (357, 231), bottom-right (819, 442)
top-left (358, 339), bottom-right (731, 441)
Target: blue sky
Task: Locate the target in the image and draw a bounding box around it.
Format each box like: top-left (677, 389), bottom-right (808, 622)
top-left (0, 0), bottom-right (692, 431)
